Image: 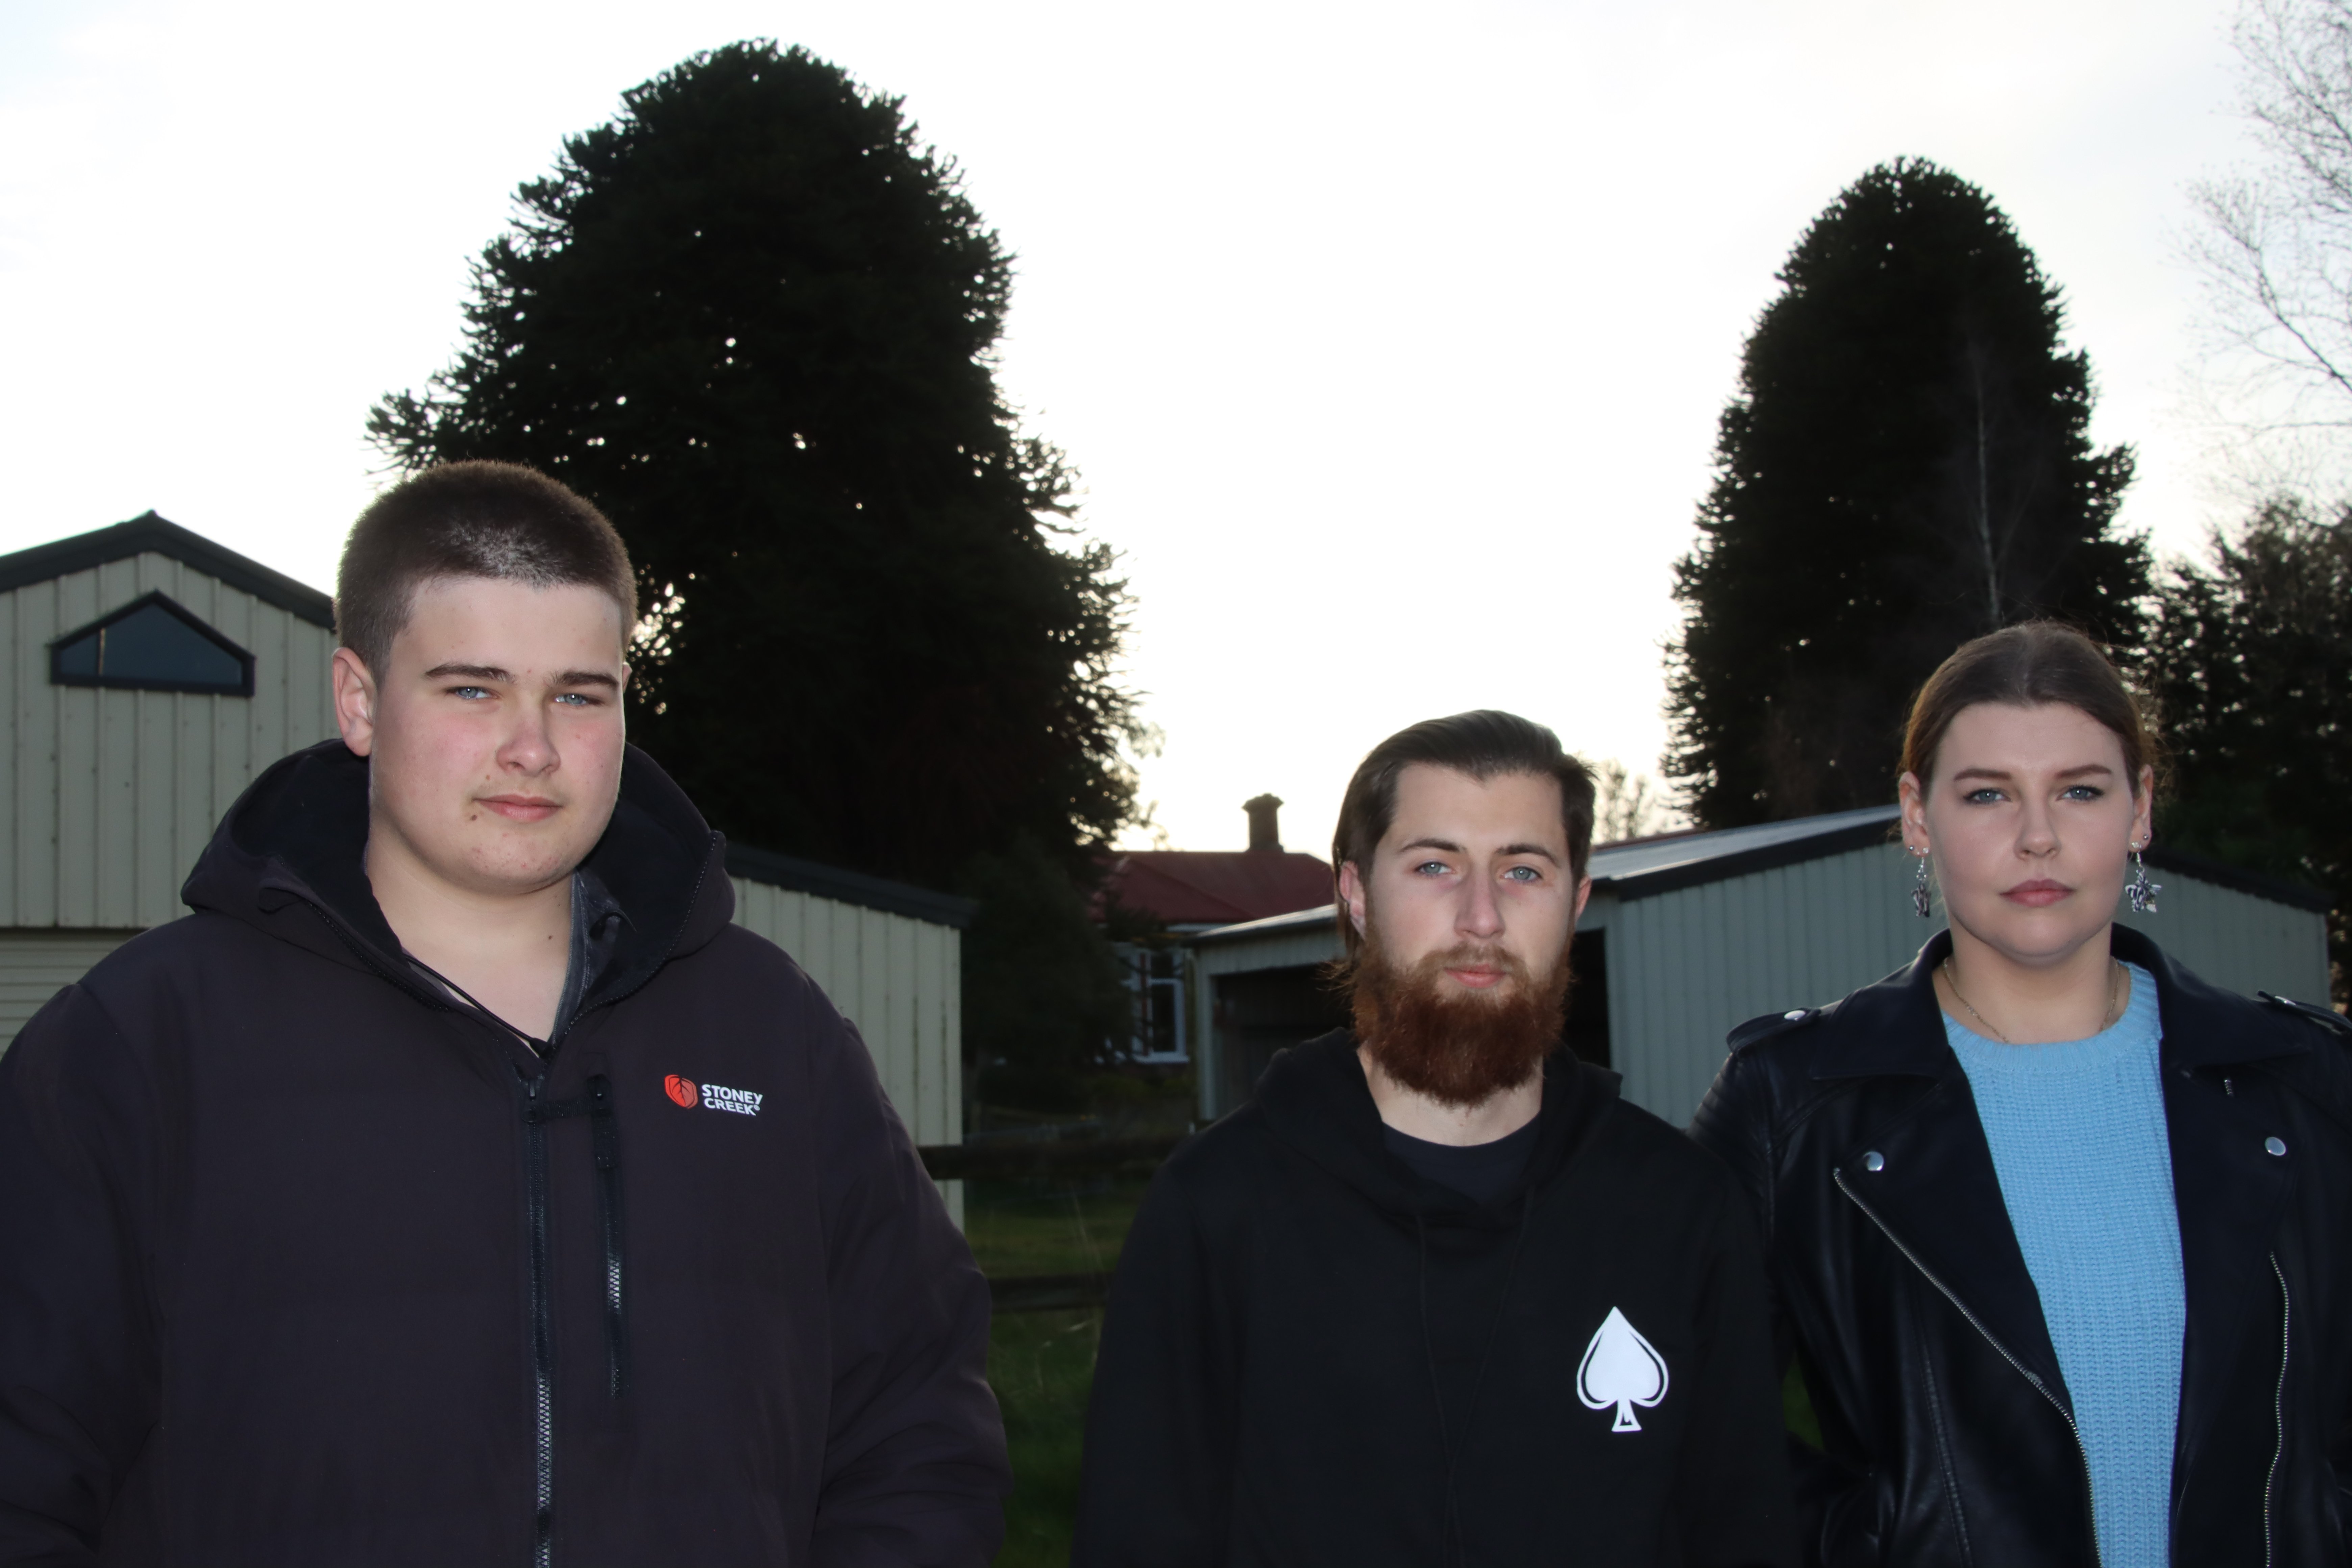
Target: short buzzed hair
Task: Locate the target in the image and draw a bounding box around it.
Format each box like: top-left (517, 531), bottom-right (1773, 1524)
top-left (1331, 710), bottom-right (1597, 961)
top-left (336, 461), bottom-right (636, 674)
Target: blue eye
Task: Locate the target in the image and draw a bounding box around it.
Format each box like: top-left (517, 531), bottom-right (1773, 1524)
top-left (2061, 784), bottom-right (2104, 801)
top-left (1962, 787), bottom-right (2004, 805)
top-left (450, 686), bottom-right (489, 701)
top-left (1413, 860), bottom-right (1449, 877)
top-left (554, 692), bottom-right (596, 707)
top-left (1503, 865), bottom-right (1541, 883)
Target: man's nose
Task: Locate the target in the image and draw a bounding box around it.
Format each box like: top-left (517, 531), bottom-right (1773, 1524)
top-left (498, 702), bottom-right (559, 775)
top-left (1456, 874), bottom-right (1504, 939)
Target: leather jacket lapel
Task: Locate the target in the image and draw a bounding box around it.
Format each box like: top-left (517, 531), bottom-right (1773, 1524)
top-left (1834, 1069), bottom-right (2071, 1407)
top-left (1813, 933), bottom-right (2069, 1406)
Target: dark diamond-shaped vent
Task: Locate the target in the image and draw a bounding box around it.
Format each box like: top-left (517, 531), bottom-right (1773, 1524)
top-left (50, 592), bottom-right (254, 696)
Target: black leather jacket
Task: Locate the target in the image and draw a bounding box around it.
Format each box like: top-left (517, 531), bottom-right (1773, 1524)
top-left (1690, 926), bottom-right (2352, 1567)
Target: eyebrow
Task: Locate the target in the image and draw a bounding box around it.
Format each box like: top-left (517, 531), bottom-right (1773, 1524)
top-left (423, 663), bottom-right (621, 690)
top-left (1394, 836), bottom-right (1562, 865)
top-left (1949, 763), bottom-right (2115, 783)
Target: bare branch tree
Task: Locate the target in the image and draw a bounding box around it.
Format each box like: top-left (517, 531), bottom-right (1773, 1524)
top-left (1593, 760), bottom-right (1680, 846)
top-left (2189, 0), bottom-right (2352, 491)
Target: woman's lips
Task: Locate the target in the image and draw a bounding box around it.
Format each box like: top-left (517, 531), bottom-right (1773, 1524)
top-left (481, 795), bottom-right (560, 823)
top-left (2003, 878), bottom-right (2071, 907)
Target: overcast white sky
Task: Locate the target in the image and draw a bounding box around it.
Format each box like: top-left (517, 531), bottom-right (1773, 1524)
top-left (0, 0), bottom-right (2261, 867)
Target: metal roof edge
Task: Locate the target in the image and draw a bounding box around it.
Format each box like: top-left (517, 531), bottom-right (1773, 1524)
top-left (722, 842), bottom-right (978, 929)
top-left (1188, 903), bottom-right (1342, 945)
top-left (1602, 811), bottom-right (1903, 901)
top-left (2145, 844), bottom-right (2333, 913)
top-left (0, 513), bottom-right (337, 630)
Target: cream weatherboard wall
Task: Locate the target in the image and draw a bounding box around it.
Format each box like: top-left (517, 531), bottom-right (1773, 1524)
top-left (0, 520), bottom-right (972, 1210)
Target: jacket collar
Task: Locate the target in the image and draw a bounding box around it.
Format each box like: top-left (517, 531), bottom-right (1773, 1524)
top-left (1811, 924), bottom-right (2312, 1085)
top-left (182, 739), bottom-right (734, 1016)
top-left (1806, 921), bottom-right (2303, 1471)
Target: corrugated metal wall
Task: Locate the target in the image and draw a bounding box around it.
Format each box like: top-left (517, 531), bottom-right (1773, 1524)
top-left (1610, 840), bottom-right (2335, 1127)
top-left (0, 929), bottom-right (138, 1049)
top-left (1608, 843), bottom-right (1928, 1124)
top-left (727, 877), bottom-right (963, 1180)
top-left (0, 550), bottom-right (338, 929)
top-left (2113, 870), bottom-right (2331, 1006)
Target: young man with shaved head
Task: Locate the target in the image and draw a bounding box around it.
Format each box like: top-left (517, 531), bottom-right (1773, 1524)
top-left (0, 463), bottom-right (1007, 1565)
top-left (1075, 711), bottom-right (1794, 1567)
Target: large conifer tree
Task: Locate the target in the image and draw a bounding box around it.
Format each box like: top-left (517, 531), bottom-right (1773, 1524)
top-left (2143, 499), bottom-right (2352, 997)
top-left (369, 42), bottom-right (1140, 891)
top-left (1666, 158), bottom-right (2147, 827)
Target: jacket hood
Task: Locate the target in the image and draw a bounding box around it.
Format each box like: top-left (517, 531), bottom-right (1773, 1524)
top-left (182, 739), bottom-right (734, 1010)
top-left (1252, 1030), bottom-right (1620, 1222)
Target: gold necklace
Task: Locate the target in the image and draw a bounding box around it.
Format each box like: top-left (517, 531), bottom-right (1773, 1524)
top-left (1941, 956), bottom-right (2124, 1045)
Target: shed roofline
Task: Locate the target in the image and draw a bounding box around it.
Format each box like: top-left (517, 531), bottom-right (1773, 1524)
top-left (1607, 809), bottom-right (1900, 902)
top-left (723, 841), bottom-right (978, 929)
top-left (0, 513), bottom-right (336, 630)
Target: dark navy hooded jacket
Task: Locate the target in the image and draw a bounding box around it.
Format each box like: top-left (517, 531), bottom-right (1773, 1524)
top-left (0, 739), bottom-right (1006, 1566)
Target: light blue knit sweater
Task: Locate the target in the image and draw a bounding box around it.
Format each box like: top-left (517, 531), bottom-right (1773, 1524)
top-left (1945, 962), bottom-right (2181, 1568)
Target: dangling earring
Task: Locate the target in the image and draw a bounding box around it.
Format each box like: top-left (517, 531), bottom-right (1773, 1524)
top-left (1911, 849), bottom-right (1934, 920)
top-left (2126, 842), bottom-right (2161, 915)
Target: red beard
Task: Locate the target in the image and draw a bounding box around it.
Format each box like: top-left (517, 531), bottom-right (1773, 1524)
top-left (1351, 931), bottom-right (1574, 1109)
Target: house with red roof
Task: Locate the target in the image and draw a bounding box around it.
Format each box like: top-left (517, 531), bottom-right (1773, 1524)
top-left (1098, 795), bottom-right (1334, 1063)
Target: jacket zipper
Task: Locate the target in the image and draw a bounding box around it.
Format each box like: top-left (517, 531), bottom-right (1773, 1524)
top-left (2264, 1253), bottom-right (2289, 1568)
top-left (1835, 1169), bottom-right (2104, 1568)
top-left (524, 1075), bottom-right (557, 1568)
top-left (587, 1075), bottom-right (627, 1397)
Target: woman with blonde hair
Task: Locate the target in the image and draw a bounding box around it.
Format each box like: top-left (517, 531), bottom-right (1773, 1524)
top-left (1692, 621), bottom-right (2352, 1567)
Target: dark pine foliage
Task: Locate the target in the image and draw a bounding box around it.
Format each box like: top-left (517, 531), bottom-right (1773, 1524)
top-left (2143, 499), bottom-right (2352, 998)
top-left (1667, 158), bottom-right (2149, 827)
top-left (370, 42), bottom-right (1140, 891)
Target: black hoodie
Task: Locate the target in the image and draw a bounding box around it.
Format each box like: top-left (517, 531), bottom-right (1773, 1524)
top-left (1072, 1032), bottom-right (1794, 1568)
top-left (0, 740), bottom-right (1007, 1567)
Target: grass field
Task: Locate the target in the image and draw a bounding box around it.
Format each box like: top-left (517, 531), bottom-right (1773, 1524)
top-left (987, 1308), bottom-right (1104, 1568)
top-left (965, 1178), bottom-right (1149, 1279)
top-left (965, 1179), bottom-right (1149, 1568)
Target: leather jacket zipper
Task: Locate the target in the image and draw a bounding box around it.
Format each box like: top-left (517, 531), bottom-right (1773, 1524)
top-left (1835, 1169), bottom-right (2104, 1568)
top-left (2264, 1253), bottom-right (2289, 1568)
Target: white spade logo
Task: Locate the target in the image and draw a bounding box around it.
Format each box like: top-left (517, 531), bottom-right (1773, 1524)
top-left (1577, 1306), bottom-right (1669, 1433)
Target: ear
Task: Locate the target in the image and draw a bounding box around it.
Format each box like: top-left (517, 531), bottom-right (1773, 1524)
top-left (332, 647), bottom-right (380, 758)
top-left (1897, 771), bottom-right (1929, 853)
top-left (2131, 763), bottom-right (2155, 851)
top-left (1338, 860), bottom-right (1370, 938)
top-left (1571, 874), bottom-right (1593, 924)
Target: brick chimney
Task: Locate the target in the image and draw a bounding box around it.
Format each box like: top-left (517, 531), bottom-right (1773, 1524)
top-left (1243, 794), bottom-right (1283, 853)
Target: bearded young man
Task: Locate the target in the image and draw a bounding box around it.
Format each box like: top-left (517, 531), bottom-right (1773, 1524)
top-left (1073, 711), bottom-right (1793, 1568)
top-left (0, 463), bottom-right (1006, 1566)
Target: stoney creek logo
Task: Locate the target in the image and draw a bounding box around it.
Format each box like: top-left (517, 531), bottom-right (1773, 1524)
top-left (663, 1074), bottom-right (763, 1117)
